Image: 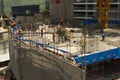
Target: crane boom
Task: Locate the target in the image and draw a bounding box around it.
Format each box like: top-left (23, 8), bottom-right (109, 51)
top-left (96, 0), bottom-right (111, 29)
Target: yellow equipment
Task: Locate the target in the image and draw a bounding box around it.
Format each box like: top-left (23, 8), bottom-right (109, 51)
top-left (96, 0), bottom-right (111, 29)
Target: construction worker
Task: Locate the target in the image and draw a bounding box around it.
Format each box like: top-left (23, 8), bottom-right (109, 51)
top-left (52, 33), bottom-right (56, 42)
top-left (55, 18), bottom-right (58, 25)
top-left (16, 27), bottom-right (23, 38)
top-left (101, 33), bottom-right (105, 41)
top-left (10, 17), bottom-right (17, 28)
top-left (41, 28), bottom-right (43, 38)
top-left (60, 18), bottom-right (64, 25)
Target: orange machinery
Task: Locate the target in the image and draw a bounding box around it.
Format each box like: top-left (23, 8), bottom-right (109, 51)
top-left (97, 0), bottom-right (111, 29)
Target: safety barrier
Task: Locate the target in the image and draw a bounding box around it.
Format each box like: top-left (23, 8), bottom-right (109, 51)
top-left (11, 26), bottom-right (69, 56)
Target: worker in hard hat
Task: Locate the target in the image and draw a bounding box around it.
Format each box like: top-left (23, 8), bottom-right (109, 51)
top-left (52, 33), bottom-right (56, 42)
top-left (16, 27), bottom-right (23, 38)
top-left (41, 28), bottom-right (43, 38)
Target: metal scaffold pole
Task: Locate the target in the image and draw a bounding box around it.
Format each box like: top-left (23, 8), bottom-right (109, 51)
top-left (81, 26), bottom-right (87, 80)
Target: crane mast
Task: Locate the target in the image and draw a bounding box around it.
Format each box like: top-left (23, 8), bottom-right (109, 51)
top-left (97, 0), bottom-right (111, 29)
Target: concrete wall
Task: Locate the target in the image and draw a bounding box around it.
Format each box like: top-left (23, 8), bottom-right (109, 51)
top-left (48, 0), bottom-right (74, 24)
top-left (9, 40), bottom-right (85, 80)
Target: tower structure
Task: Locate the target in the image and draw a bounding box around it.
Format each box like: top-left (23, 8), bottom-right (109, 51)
top-left (97, 0), bottom-right (111, 29)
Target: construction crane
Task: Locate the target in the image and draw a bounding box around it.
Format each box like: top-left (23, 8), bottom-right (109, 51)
top-left (96, 0), bottom-right (111, 29)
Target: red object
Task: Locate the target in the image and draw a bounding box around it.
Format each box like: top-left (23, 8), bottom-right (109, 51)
top-left (11, 21), bottom-right (17, 27)
top-left (56, 0), bottom-right (60, 4)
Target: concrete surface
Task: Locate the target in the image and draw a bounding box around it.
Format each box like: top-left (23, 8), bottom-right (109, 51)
top-left (9, 40), bottom-right (85, 80)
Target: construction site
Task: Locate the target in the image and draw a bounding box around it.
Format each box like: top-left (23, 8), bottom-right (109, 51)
top-left (0, 0), bottom-right (119, 80)
top-left (9, 17), bottom-right (120, 80)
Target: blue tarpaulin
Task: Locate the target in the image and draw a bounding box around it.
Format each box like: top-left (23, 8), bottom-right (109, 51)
top-left (82, 20), bottom-right (97, 26)
top-left (74, 48), bottom-right (120, 66)
top-left (82, 19), bottom-right (120, 26)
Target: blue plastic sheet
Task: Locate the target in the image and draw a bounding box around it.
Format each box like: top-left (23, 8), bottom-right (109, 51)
top-left (82, 19), bottom-right (120, 26)
top-left (74, 48), bottom-right (120, 66)
top-left (82, 20), bottom-right (97, 26)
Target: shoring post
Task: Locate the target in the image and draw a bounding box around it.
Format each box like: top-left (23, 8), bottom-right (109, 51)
top-left (69, 38), bottom-right (71, 56)
top-left (57, 43), bottom-right (58, 54)
top-left (102, 62), bottom-right (105, 79)
top-left (67, 43), bottom-right (68, 53)
top-left (53, 29), bottom-right (56, 52)
top-left (112, 60), bottom-right (115, 73)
